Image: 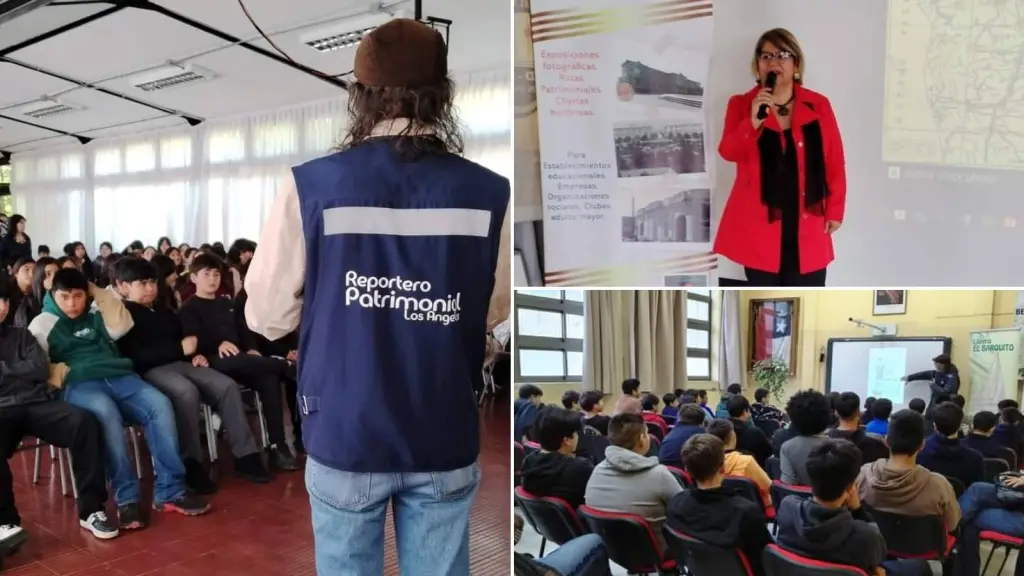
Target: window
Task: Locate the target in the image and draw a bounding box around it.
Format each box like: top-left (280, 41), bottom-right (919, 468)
top-left (515, 290), bottom-right (584, 382)
top-left (687, 290), bottom-right (712, 379)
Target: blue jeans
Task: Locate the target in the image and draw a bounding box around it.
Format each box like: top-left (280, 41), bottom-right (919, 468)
top-left (63, 375), bottom-right (186, 506)
top-left (536, 534), bottom-right (613, 576)
top-left (305, 457), bottom-right (480, 576)
top-left (880, 559), bottom-right (931, 575)
top-left (955, 482), bottom-right (1024, 576)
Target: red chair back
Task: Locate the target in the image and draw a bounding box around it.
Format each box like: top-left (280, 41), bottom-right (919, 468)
top-left (646, 422), bottom-right (665, 441)
top-left (862, 506), bottom-right (954, 560)
top-left (578, 505), bottom-right (675, 575)
top-left (513, 487), bottom-right (587, 547)
top-left (514, 443), bottom-right (525, 485)
top-left (665, 466), bottom-right (693, 488)
top-left (663, 525), bottom-right (753, 576)
top-left (769, 480), bottom-right (813, 511)
top-left (523, 441), bottom-right (541, 454)
top-left (763, 544), bottom-right (869, 576)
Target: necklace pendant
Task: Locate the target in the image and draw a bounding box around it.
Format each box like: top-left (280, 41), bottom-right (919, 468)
top-left (778, 106), bottom-right (790, 117)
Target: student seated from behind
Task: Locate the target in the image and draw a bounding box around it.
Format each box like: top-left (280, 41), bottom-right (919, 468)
top-left (658, 403), bottom-right (707, 469)
top-left (828, 391), bottom-right (889, 465)
top-left (865, 398), bottom-right (892, 436)
top-left (856, 409), bottom-right (961, 535)
top-left (666, 434), bottom-right (772, 576)
top-left (780, 390), bottom-right (832, 485)
top-left (827, 391), bottom-right (841, 429)
top-left (113, 257), bottom-right (272, 492)
top-left (177, 254), bottom-right (299, 470)
top-left (611, 378), bottom-right (641, 415)
top-left (950, 394), bottom-right (970, 437)
top-left (514, 384), bottom-right (544, 441)
top-left (661, 393), bottom-right (679, 421)
top-left (28, 268), bottom-right (210, 530)
top-left (907, 398), bottom-right (934, 436)
top-left (915, 401), bottom-right (984, 489)
top-left (725, 394), bottom-right (773, 468)
top-left (716, 383), bottom-right (742, 418)
top-left (777, 439), bottom-right (931, 576)
top-left (750, 388), bottom-right (784, 426)
top-left (585, 413), bottom-right (682, 556)
top-left (0, 282), bottom-right (119, 547)
top-left (694, 389), bottom-right (715, 421)
top-left (579, 390), bottom-right (610, 436)
top-left (707, 419), bottom-right (771, 510)
top-left (519, 407), bottom-right (595, 509)
top-left (640, 393), bottom-right (667, 437)
top-left (961, 410), bottom-right (1010, 461)
top-left (36, 245), bottom-right (49, 258)
top-left (993, 405), bottom-right (1024, 457)
top-left (561, 390), bottom-right (580, 412)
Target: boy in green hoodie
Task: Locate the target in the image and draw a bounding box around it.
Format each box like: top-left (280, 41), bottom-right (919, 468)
top-left (28, 268), bottom-right (209, 530)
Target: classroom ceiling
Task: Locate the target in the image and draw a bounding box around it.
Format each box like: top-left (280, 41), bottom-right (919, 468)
top-left (0, 0), bottom-right (507, 154)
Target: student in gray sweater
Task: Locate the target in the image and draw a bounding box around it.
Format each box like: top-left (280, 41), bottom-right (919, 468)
top-left (584, 412), bottom-right (683, 555)
top-left (780, 390), bottom-right (832, 485)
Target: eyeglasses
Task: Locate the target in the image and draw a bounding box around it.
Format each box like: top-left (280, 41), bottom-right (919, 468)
top-left (758, 50), bottom-right (794, 62)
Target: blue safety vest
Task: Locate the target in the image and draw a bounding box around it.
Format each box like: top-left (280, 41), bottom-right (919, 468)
top-left (292, 138), bottom-right (508, 473)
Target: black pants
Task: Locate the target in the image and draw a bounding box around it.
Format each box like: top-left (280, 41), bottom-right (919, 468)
top-left (281, 362), bottom-right (301, 441)
top-left (745, 265), bottom-right (827, 287)
top-left (0, 401), bottom-right (107, 524)
top-left (209, 355), bottom-right (288, 446)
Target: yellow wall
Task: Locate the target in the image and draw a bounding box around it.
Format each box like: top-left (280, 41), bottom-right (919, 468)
top-left (739, 290), bottom-right (1018, 402)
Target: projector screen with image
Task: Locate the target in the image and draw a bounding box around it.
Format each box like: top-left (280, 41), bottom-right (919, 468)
top-left (710, 0), bottom-right (1024, 285)
top-left (826, 337), bottom-right (951, 412)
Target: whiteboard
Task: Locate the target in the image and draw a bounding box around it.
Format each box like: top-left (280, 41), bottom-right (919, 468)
top-left (825, 337), bottom-right (952, 412)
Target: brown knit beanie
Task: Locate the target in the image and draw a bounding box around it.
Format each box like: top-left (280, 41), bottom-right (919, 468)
top-left (353, 18), bottom-right (447, 88)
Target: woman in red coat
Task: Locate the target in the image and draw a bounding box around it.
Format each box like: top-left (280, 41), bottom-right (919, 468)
top-left (713, 28), bottom-right (847, 287)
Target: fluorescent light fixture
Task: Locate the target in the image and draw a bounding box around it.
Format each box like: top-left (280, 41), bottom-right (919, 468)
top-left (300, 12), bottom-right (393, 52)
top-left (19, 99), bottom-right (83, 119)
top-left (129, 64), bottom-right (216, 93)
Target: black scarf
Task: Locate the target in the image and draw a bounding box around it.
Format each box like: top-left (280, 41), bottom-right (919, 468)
top-left (756, 101), bottom-right (829, 222)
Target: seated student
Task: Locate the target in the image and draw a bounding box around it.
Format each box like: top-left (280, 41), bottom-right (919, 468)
top-left (519, 407), bottom-right (594, 509)
top-left (666, 434), bottom-right (772, 576)
top-left (584, 413), bottom-right (682, 556)
top-left (694, 389), bottom-right (715, 421)
top-left (0, 283), bottom-right (119, 547)
top-left (726, 394), bottom-right (773, 467)
top-left (716, 383), bottom-right (742, 418)
top-left (36, 245), bottom-right (49, 258)
top-left (907, 398), bottom-right (934, 436)
top-left (707, 419), bottom-right (772, 509)
top-left (514, 384), bottom-right (544, 441)
top-left (856, 409), bottom-right (961, 535)
top-left (561, 390), bottom-right (580, 412)
top-left (828, 391), bottom-right (889, 465)
top-left (28, 268), bottom-right (210, 529)
top-left (661, 393), bottom-right (679, 421)
top-left (780, 390), bottom-right (832, 485)
top-left (961, 410), bottom-right (1009, 461)
top-left (916, 401), bottom-right (984, 489)
top-left (750, 388), bottom-right (785, 426)
top-left (777, 440), bottom-right (930, 576)
top-left (827, 391), bottom-right (841, 429)
top-left (865, 398), bottom-right (892, 436)
top-left (862, 396), bottom-right (876, 427)
top-left (658, 403), bottom-right (708, 468)
top-left (611, 378), bottom-right (641, 415)
top-left (579, 390), bottom-right (610, 436)
top-left (640, 393), bottom-right (668, 437)
top-left (514, 514), bottom-right (612, 576)
top-left (954, 475), bottom-right (1024, 576)
top-left (178, 254), bottom-right (299, 470)
top-left (950, 394), bottom-right (970, 437)
top-left (113, 258), bottom-right (272, 491)
top-left (993, 405), bottom-right (1024, 458)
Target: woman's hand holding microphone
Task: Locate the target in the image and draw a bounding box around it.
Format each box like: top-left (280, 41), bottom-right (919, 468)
top-left (751, 88), bottom-right (775, 129)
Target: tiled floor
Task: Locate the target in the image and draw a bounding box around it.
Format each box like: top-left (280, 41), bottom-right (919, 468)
top-left (2, 400), bottom-right (510, 575)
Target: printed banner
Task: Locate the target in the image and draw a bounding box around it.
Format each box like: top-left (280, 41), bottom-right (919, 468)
top-left (514, 0), bottom-right (544, 223)
top-left (968, 328), bottom-right (1021, 414)
top-left (530, 0), bottom-right (716, 286)
top-left (1015, 291), bottom-right (1024, 368)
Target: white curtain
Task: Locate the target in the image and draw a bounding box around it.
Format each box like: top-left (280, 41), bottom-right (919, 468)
top-left (718, 290), bottom-right (742, 390)
top-left (10, 68), bottom-right (510, 254)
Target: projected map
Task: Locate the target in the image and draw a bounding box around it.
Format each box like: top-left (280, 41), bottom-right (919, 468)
top-left (883, 0), bottom-right (1024, 169)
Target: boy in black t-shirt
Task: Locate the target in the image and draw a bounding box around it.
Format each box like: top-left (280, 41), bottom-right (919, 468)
top-left (579, 390), bottom-right (611, 435)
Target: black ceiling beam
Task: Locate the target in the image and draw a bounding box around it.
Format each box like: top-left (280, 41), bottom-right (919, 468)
top-left (0, 2), bottom-right (124, 56)
top-left (0, 113), bottom-right (91, 144)
top-left (0, 0), bottom-right (52, 26)
top-left (0, 56), bottom-right (203, 126)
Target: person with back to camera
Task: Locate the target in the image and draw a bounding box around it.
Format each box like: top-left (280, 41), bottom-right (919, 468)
top-left (780, 389), bottom-right (832, 485)
top-left (901, 353), bottom-right (959, 410)
top-left (713, 28), bottom-right (847, 287)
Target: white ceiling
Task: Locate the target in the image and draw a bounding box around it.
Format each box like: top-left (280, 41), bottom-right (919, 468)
top-left (0, 0), bottom-right (508, 153)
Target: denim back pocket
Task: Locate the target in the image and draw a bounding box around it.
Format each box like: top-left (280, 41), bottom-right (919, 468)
top-left (429, 459), bottom-right (481, 501)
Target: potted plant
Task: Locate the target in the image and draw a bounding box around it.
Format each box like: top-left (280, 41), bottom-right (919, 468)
top-left (751, 356), bottom-right (789, 404)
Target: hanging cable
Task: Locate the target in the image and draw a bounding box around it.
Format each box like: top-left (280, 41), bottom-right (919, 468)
top-left (236, 0), bottom-right (353, 79)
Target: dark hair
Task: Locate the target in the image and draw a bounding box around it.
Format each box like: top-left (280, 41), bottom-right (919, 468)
top-left (149, 254), bottom-right (178, 310)
top-left (950, 394), bottom-right (966, 409)
top-left (663, 393), bottom-right (677, 407)
top-left (726, 394), bottom-right (750, 418)
top-left (189, 253), bottom-right (225, 276)
top-left (680, 394), bottom-right (696, 405)
top-left (833, 392), bottom-right (861, 420)
top-left (706, 418), bottom-right (734, 443)
top-left (871, 398), bottom-right (894, 422)
top-left (886, 409), bottom-right (926, 455)
top-left (674, 388), bottom-right (685, 397)
top-left (129, 240), bottom-right (144, 251)
top-left (999, 399), bottom-right (1020, 411)
top-left (51, 267), bottom-right (88, 293)
top-left (561, 390), bottom-right (580, 410)
top-left (726, 383), bottom-right (742, 395)
top-left (827, 391), bottom-right (841, 409)
top-left (972, 410), bottom-right (998, 433)
top-left (641, 393), bottom-right (659, 411)
top-left (99, 241), bottom-right (112, 252)
top-left (755, 388), bottom-right (770, 403)
top-left (621, 378), bottom-right (641, 396)
top-left (682, 434), bottom-right (725, 483)
top-left (931, 401), bottom-right (963, 436)
top-left (114, 256), bottom-right (157, 284)
top-left (6, 214), bottom-right (27, 239)
top-left (54, 256), bottom-right (73, 270)
top-left (157, 237), bottom-right (172, 251)
top-left (209, 243), bottom-right (227, 260)
top-left (786, 390), bottom-right (832, 435)
top-left (11, 257), bottom-right (34, 278)
top-left (98, 253), bottom-right (121, 288)
top-left (534, 407), bottom-right (583, 451)
top-left (908, 398), bottom-right (926, 414)
top-left (579, 390), bottom-right (603, 412)
top-left (608, 412), bottom-right (646, 449)
top-left (933, 354), bottom-right (951, 368)
top-left (1002, 408), bottom-right (1022, 426)
top-left (864, 397), bottom-right (876, 412)
top-left (806, 439), bottom-right (862, 501)
top-left (0, 279), bottom-right (10, 302)
top-left (695, 389), bottom-right (708, 401)
top-left (37, 244), bottom-right (49, 255)
top-left (518, 384), bottom-right (543, 400)
top-left (227, 238), bottom-right (257, 267)
top-left (677, 403), bottom-right (707, 426)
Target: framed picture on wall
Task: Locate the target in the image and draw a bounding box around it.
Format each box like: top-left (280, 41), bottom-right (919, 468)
top-left (873, 290), bottom-right (907, 316)
top-left (748, 298), bottom-right (800, 376)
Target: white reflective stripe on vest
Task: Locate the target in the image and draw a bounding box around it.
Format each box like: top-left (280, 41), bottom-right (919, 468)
top-left (322, 207), bottom-right (491, 237)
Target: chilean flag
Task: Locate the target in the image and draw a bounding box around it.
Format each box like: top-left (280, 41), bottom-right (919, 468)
top-left (754, 301), bottom-right (792, 365)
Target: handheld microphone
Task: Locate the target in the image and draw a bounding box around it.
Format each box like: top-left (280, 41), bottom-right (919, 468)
top-left (757, 71), bottom-right (777, 120)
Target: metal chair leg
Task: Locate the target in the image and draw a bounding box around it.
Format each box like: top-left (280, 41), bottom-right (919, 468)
top-left (57, 448), bottom-right (68, 497)
top-left (202, 404), bottom-right (218, 462)
top-left (32, 442), bottom-right (42, 484)
top-left (253, 392), bottom-right (270, 449)
top-left (65, 450), bottom-right (78, 500)
top-left (128, 428), bottom-right (142, 479)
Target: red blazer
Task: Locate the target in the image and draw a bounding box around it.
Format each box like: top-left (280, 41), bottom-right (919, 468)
top-left (713, 84), bottom-right (847, 274)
